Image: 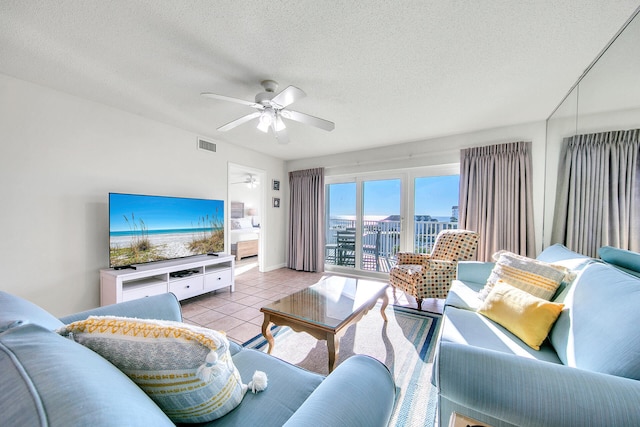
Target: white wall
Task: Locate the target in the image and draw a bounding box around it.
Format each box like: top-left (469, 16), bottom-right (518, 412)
top-left (0, 74), bottom-right (287, 316)
top-left (287, 121), bottom-right (548, 254)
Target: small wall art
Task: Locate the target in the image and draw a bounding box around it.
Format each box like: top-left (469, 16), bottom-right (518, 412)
top-left (273, 197), bottom-right (280, 208)
top-left (272, 179), bottom-right (280, 191)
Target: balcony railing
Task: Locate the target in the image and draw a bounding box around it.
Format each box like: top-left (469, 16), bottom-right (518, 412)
top-left (325, 218), bottom-right (458, 272)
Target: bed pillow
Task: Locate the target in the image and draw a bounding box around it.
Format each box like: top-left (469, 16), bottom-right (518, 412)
top-left (58, 316), bottom-right (247, 423)
top-left (479, 250), bottom-right (570, 301)
top-left (238, 218), bottom-right (253, 229)
top-left (231, 218), bottom-right (253, 230)
top-left (478, 281), bottom-right (564, 350)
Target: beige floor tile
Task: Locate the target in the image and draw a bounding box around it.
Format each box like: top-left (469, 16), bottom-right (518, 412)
top-left (231, 306), bottom-right (262, 322)
top-left (232, 294), bottom-right (267, 307)
top-left (188, 309), bottom-right (226, 325)
top-left (248, 313), bottom-right (265, 326)
top-left (213, 301), bottom-right (248, 316)
top-left (252, 289), bottom-right (283, 299)
top-left (206, 315), bottom-right (244, 332)
top-left (226, 322), bottom-right (262, 344)
top-left (180, 302), bottom-right (210, 318)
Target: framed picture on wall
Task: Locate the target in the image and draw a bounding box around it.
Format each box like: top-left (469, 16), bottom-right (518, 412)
top-left (273, 197), bottom-right (280, 208)
top-left (272, 179), bottom-right (280, 191)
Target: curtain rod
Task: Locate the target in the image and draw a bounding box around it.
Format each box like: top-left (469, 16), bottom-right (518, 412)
top-left (323, 148), bottom-right (460, 171)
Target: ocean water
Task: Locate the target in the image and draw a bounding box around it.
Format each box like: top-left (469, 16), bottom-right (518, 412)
top-left (110, 227), bottom-right (219, 237)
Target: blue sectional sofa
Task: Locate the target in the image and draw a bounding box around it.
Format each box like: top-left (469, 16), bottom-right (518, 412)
top-left (433, 243), bottom-right (640, 426)
top-left (0, 291), bottom-right (396, 426)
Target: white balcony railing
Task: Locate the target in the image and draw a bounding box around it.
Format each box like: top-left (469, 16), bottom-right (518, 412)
top-left (325, 218), bottom-right (458, 272)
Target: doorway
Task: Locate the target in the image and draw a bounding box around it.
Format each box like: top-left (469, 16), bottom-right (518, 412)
top-left (228, 163), bottom-right (266, 273)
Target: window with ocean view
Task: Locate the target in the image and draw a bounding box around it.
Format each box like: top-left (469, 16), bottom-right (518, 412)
top-left (325, 171), bottom-right (459, 275)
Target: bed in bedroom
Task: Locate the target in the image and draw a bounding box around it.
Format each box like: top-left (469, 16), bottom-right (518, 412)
top-left (230, 202), bottom-right (259, 261)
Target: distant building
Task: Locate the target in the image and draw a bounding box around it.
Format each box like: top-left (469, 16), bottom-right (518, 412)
top-left (382, 215), bottom-right (436, 222)
top-left (451, 205), bottom-right (459, 221)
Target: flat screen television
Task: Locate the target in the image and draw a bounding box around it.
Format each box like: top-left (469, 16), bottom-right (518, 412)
top-left (109, 193), bottom-right (225, 268)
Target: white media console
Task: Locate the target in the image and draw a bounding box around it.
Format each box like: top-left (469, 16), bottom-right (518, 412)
top-left (100, 254), bottom-right (235, 306)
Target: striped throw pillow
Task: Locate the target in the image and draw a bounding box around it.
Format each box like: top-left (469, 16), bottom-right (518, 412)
top-left (58, 316), bottom-right (246, 423)
top-left (479, 250), bottom-right (570, 301)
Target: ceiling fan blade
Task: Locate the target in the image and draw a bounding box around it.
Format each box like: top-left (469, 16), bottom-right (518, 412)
top-left (201, 92), bottom-right (263, 109)
top-left (217, 112), bottom-right (261, 131)
top-left (271, 86), bottom-right (306, 109)
top-left (274, 127), bottom-right (290, 145)
top-left (281, 110), bottom-right (335, 132)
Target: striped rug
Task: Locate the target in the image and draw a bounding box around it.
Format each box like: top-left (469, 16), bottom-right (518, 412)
top-left (243, 305), bottom-right (441, 427)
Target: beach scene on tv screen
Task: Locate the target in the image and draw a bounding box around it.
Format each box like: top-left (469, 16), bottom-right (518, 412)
top-left (109, 194), bottom-right (224, 267)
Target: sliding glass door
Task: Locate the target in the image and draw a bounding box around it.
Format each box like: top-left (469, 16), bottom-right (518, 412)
top-left (326, 174), bottom-right (403, 275)
top-left (362, 179), bottom-right (401, 271)
top-left (325, 167), bottom-right (459, 276)
top-left (326, 182), bottom-right (356, 268)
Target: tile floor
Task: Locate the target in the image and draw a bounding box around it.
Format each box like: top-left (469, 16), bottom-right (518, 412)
top-left (180, 257), bottom-right (445, 344)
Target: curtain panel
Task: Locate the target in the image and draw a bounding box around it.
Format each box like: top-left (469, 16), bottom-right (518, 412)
top-left (287, 167), bottom-right (325, 272)
top-left (459, 141), bottom-right (536, 261)
top-left (551, 129), bottom-right (639, 257)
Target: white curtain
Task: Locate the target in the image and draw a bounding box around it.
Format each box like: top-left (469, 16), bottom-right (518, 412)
top-left (287, 168), bottom-right (325, 272)
top-left (459, 141), bottom-right (536, 261)
top-left (551, 129), bottom-right (639, 257)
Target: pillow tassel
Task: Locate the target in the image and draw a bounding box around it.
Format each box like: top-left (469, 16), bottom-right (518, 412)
top-left (247, 370), bottom-right (268, 393)
top-left (196, 350), bottom-right (223, 382)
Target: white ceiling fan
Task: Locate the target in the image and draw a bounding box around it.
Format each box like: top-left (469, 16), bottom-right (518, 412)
top-left (231, 173), bottom-right (259, 188)
top-left (201, 80), bottom-right (335, 144)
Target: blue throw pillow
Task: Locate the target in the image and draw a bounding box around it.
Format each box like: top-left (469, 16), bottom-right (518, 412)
top-left (598, 246), bottom-right (640, 278)
top-left (549, 263), bottom-right (640, 380)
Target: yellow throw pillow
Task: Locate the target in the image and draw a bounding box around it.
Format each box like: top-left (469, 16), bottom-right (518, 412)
top-left (58, 316), bottom-right (247, 423)
top-left (477, 281), bottom-right (564, 350)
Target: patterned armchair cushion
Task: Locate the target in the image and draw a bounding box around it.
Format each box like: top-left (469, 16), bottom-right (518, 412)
top-left (414, 266), bottom-right (459, 299)
top-left (390, 260), bottom-right (458, 299)
top-left (431, 230), bottom-right (479, 261)
top-left (396, 252), bottom-right (432, 265)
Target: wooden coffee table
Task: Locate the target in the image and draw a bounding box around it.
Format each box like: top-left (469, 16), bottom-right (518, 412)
top-left (260, 276), bottom-right (389, 372)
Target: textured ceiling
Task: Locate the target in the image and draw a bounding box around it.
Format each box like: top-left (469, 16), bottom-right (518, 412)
top-left (1, 1), bottom-right (638, 160)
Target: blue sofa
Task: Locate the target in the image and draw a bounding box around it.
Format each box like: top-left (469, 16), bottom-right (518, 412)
top-left (0, 291), bottom-right (396, 426)
top-left (433, 244), bottom-right (640, 426)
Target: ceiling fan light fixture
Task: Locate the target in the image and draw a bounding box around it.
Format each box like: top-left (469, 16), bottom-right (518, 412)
top-left (257, 111), bottom-right (272, 133)
top-left (274, 113), bottom-right (286, 132)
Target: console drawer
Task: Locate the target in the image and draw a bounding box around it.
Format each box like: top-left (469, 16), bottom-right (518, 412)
top-left (122, 283), bottom-right (167, 302)
top-left (169, 276), bottom-right (204, 300)
top-left (205, 268), bottom-right (233, 292)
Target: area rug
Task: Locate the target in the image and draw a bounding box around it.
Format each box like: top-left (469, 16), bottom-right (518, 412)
top-left (243, 305), bottom-right (441, 427)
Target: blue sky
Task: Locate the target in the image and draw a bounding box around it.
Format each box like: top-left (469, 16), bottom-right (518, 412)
top-left (109, 193), bottom-right (224, 232)
top-left (329, 175), bottom-right (459, 217)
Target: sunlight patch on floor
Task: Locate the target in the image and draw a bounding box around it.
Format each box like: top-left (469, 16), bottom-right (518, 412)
top-left (235, 261), bottom-right (258, 275)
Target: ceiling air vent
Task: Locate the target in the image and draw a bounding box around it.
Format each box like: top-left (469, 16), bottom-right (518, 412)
top-left (197, 138), bottom-right (217, 153)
